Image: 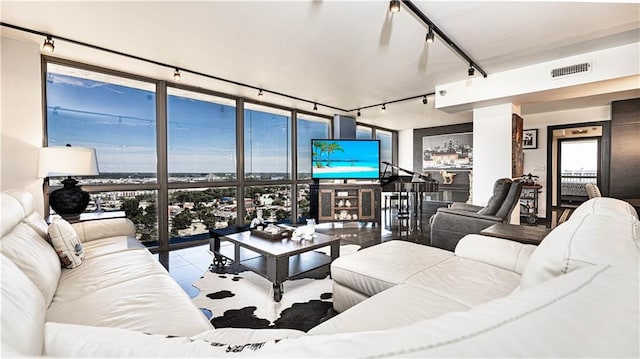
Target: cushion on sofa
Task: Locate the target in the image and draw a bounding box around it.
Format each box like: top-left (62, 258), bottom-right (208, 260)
top-left (310, 283), bottom-right (470, 335)
top-left (72, 218), bottom-right (136, 242)
top-left (1, 222), bottom-right (61, 306)
top-left (404, 255), bottom-right (522, 308)
top-left (48, 217), bottom-right (85, 269)
top-left (520, 213), bottom-right (639, 289)
top-left (53, 249), bottom-right (168, 302)
top-left (0, 191), bottom-right (61, 306)
top-left (330, 240), bottom-right (453, 307)
top-left (454, 234), bottom-right (536, 274)
top-left (1, 254), bottom-right (47, 356)
top-left (47, 273), bottom-right (213, 336)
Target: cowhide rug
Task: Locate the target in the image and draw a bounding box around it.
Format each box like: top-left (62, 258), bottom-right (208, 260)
top-left (192, 244), bottom-right (360, 332)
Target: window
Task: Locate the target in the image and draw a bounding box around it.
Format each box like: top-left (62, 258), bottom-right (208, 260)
top-left (297, 114), bottom-right (330, 179)
top-left (168, 187), bottom-right (236, 243)
top-left (244, 104), bottom-right (292, 181)
top-left (296, 184), bottom-right (312, 223)
top-left (376, 129), bottom-right (393, 167)
top-left (92, 190), bottom-right (158, 247)
top-left (356, 126), bottom-right (372, 139)
top-left (244, 185), bottom-right (292, 224)
top-left (44, 59), bottom-right (395, 252)
top-left (46, 63), bottom-right (157, 185)
top-left (167, 88), bottom-right (236, 182)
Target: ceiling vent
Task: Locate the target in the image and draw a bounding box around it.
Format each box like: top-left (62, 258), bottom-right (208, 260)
top-left (551, 62), bottom-right (591, 79)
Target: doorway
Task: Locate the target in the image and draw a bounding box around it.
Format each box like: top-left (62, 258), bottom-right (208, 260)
top-left (557, 137), bottom-right (600, 207)
top-left (545, 121), bottom-right (611, 221)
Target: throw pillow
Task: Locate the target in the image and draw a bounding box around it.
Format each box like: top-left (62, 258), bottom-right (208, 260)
top-left (48, 217), bottom-right (84, 269)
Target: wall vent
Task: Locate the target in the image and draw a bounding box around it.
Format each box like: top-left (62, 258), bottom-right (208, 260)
top-left (551, 62), bottom-right (591, 78)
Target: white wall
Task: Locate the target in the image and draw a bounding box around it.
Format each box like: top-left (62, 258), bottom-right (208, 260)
top-left (397, 129), bottom-right (413, 171)
top-left (472, 104), bottom-right (518, 207)
top-left (1, 37), bottom-right (45, 214)
top-left (522, 105), bottom-right (611, 218)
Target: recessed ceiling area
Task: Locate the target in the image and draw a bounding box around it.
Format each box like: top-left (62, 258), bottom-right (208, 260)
top-left (1, 1), bottom-right (639, 130)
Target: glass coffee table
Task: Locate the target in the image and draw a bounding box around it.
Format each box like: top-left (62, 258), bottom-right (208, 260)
top-left (209, 231), bottom-right (341, 302)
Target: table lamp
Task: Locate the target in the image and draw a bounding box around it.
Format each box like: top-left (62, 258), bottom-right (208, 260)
top-left (38, 145), bottom-right (99, 220)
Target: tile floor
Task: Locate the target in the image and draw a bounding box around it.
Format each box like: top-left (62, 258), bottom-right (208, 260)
top-left (153, 245), bottom-right (212, 298)
top-left (156, 207), bottom-right (559, 299)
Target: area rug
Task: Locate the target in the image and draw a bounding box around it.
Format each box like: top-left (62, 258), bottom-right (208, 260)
top-left (192, 244), bottom-right (359, 332)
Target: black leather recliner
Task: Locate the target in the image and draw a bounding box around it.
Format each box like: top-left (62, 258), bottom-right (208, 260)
top-left (429, 178), bottom-right (524, 251)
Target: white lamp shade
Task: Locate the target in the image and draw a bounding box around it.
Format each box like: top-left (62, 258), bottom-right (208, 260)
top-left (38, 146), bottom-right (99, 178)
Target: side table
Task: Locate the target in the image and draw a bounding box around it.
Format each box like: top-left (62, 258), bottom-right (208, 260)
top-left (480, 223), bottom-right (552, 245)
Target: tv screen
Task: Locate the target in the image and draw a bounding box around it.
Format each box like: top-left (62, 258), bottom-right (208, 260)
top-left (311, 139), bottom-right (381, 179)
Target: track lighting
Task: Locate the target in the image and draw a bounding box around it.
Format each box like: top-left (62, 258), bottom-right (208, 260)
top-left (389, 0), bottom-right (401, 14)
top-left (313, 103), bottom-right (318, 111)
top-left (357, 109), bottom-right (361, 117)
top-left (425, 25), bottom-right (434, 43)
top-left (42, 36), bottom-right (54, 52)
top-left (258, 89), bottom-right (264, 99)
top-left (422, 96), bottom-right (428, 105)
top-left (468, 64), bottom-right (475, 77)
top-left (381, 104), bottom-right (387, 113)
top-left (173, 68), bottom-right (181, 81)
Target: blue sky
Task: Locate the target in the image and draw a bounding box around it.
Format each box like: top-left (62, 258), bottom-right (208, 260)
top-left (47, 72), bottom-right (329, 174)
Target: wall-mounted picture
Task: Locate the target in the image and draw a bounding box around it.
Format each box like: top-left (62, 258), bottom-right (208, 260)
top-left (422, 132), bottom-right (473, 171)
top-left (523, 129), bottom-right (538, 149)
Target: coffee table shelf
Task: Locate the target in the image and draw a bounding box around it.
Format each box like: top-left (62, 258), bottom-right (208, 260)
top-left (210, 231), bottom-right (341, 301)
top-left (216, 243), bottom-right (332, 279)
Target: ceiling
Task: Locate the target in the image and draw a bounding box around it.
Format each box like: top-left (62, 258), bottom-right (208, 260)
top-left (1, 1), bottom-right (639, 130)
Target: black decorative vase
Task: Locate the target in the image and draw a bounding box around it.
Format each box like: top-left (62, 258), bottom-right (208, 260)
top-left (49, 177), bottom-right (90, 221)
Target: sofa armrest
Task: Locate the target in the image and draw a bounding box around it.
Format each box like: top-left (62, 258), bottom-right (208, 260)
top-left (449, 202), bottom-right (484, 212)
top-left (71, 218), bottom-right (136, 242)
top-left (455, 234), bottom-right (537, 274)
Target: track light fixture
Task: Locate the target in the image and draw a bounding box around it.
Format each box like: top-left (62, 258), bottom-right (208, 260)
top-left (42, 35), bottom-right (54, 52)
top-left (422, 96), bottom-right (428, 105)
top-left (313, 103), bottom-right (318, 111)
top-left (389, 0), bottom-right (401, 14)
top-left (425, 25), bottom-right (434, 43)
top-left (357, 109), bottom-right (361, 117)
top-left (468, 64), bottom-right (475, 77)
top-left (258, 89), bottom-right (264, 99)
top-left (381, 104), bottom-right (387, 113)
top-left (173, 68), bottom-right (181, 81)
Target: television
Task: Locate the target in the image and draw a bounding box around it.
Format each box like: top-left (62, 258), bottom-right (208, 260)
top-left (311, 139), bottom-right (381, 179)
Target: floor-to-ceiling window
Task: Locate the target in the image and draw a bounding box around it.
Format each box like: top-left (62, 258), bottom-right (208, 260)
top-left (166, 88), bottom-right (239, 243)
top-left (45, 62), bottom-right (160, 248)
top-left (43, 58), bottom-right (395, 251)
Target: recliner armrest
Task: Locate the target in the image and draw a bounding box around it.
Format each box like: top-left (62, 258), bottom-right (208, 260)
top-left (435, 208), bottom-right (503, 222)
top-left (72, 218), bottom-right (136, 242)
top-left (449, 202), bottom-right (484, 212)
top-left (455, 234), bottom-right (537, 274)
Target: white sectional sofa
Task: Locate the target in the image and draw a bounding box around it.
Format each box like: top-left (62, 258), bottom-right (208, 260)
top-left (1, 189), bottom-right (303, 357)
top-left (309, 234), bottom-right (535, 334)
top-left (2, 189), bottom-right (638, 357)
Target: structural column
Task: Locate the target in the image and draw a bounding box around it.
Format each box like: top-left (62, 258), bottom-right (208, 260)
top-left (472, 103), bottom-right (522, 223)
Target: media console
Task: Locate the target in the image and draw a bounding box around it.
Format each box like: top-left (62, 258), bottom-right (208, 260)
top-left (310, 183), bottom-right (381, 224)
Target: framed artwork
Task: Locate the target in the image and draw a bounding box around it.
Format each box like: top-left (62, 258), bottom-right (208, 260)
top-left (523, 129), bottom-right (538, 149)
top-left (422, 132), bottom-right (473, 171)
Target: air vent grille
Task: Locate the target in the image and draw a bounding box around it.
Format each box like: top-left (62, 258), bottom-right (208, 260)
top-left (551, 62), bottom-right (591, 78)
